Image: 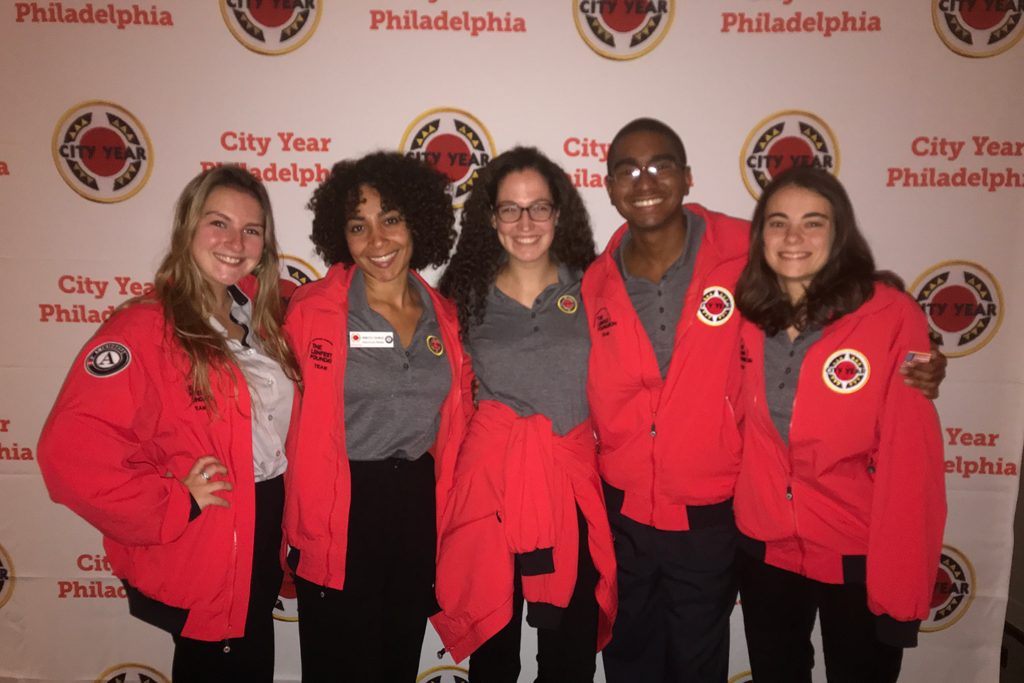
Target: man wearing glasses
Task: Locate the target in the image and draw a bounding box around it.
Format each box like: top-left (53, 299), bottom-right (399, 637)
top-left (582, 118), bottom-right (749, 683)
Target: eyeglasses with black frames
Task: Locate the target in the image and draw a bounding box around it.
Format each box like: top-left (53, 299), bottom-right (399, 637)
top-left (494, 201), bottom-right (555, 223)
top-left (609, 159), bottom-right (683, 184)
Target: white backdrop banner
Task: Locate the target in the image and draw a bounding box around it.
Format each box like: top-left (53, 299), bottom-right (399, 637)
top-left (1, 1), bottom-right (1022, 681)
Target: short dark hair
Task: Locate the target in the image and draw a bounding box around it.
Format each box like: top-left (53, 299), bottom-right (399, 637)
top-left (438, 146), bottom-right (597, 333)
top-left (607, 117), bottom-right (688, 174)
top-left (308, 152), bottom-right (456, 270)
top-left (736, 166), bottom-right (902, 335)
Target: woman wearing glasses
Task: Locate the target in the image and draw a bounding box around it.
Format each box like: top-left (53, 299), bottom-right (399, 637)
top-left (433, 147), bottom-right (617, 682)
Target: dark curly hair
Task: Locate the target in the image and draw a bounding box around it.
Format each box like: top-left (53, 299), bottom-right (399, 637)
top-left (438, 146), bottom-right (597, 334)
top-left (308, 152), bottom-right (456, 270)
top-left (736, 166), bottom-right (903, 336)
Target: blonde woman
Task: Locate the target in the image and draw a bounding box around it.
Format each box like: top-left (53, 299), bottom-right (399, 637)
top-left (39, 166), bottom-right (299, 683)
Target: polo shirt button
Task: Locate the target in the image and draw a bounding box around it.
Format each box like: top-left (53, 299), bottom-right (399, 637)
top-left (785, 368), bottom-right (791, 374)
top-left (403, 363), bottom-right (409, 369)
top-left (531, 312), bottom-right (536, 319)
top-left (533, 326), bottom-right (539, 332)
top-left (778, 383), bottom-right (785, 389)
top-left (660, 325), bottom-right (666, 331)
top-left (268, 415), bottom-right (273, 421)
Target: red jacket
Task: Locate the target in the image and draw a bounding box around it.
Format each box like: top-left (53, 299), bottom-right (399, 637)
top-left (582, 204), bottom-right (750, 530)
top-left (733, 284), bottom-right (946, 624)
top-left (282, 264), bottom-right (472, 591)
top-left (37, 277), bottom-right (297, 641)
top-left (431, 401), bottom-right (616, 663)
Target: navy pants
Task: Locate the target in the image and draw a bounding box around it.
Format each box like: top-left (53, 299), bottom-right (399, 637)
top-left (601, 483), bottom-right (738, 683)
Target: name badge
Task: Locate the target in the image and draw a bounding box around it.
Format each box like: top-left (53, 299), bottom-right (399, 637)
top-left (349, 331), bottom-right (393, 348)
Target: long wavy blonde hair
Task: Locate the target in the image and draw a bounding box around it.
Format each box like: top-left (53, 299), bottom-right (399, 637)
top-left (150, 166), bottom-right (300, 414)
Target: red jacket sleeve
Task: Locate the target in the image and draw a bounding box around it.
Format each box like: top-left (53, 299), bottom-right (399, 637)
top-left (865, 299), bottom-right (947, 624)
top-left (37, 311), bottom-right (194, 547)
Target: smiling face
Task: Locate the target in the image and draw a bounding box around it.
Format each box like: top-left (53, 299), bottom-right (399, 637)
top-left (345, 184), bottom-right (414, 284)
top-left (762, 185), bottom-right (834, 303)
top-left (190, 186), bottom-right (266, 296)
top-left (493, 168), bottom-right (558, 268)
top-left (606, 130), bottom-right (691, 234)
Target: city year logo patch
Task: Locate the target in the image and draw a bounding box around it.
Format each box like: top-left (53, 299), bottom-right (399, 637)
top-left (741, 110), bottom-right (840, 199)
top-left (558, 295), bottom-right (579, 314)
top-left (94, 663), bottom-right (169, 683)
top-left (427, 335), bottom-right (445, 356)
top-left (0, 543), bottom-right (15, 610)
top-left (697, 286), bottom-right (734, 326)
top-left (910, 260), bottom-right (1003, 357)
top-left (53, 101), bottom-right (153, 203)
top-left (922, 544), bottom-right (976, 632)
top-left (400, 108), bottom-right (495, 209)
top-left (417, 665), bottom-right (470, 683)
top-left (822, 349), bottom-right (869, 394)
top-left (933, 0), bottom-right (1024, 58)
top-left (278, 254), bottom-right (322, 308)
top-left (221, 0), bottom-right (322, 55)
top-left (85, 342), bottom-right (132, 378)
top-left (574, 0), bottom-right (675, 60)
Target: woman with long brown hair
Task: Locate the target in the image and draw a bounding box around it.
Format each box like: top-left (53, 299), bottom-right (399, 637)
top-left (39, 166), bottom-right (299, 683)
top-left (733, 166), bottom-right (946, 682)
top-left (433, 146), bottom-right (617, 682)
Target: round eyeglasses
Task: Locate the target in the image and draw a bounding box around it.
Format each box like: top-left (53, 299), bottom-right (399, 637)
top-left (610, 159), bottom-right (682, 183)
top-left (494, 201), bottom-right (555, 223)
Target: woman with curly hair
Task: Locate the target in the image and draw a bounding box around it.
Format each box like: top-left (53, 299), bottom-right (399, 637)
top-left (39, 166), bottom-right (300, 683)
top-left (282, 152), bottom-right (472, 682)
top-left (433, 147), bottom-right (617, 682)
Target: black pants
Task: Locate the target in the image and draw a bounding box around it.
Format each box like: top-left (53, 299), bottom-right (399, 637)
top-left (171, 475), bottom-right (285, 683)
top-left (295, 454), bottom-right (437, 683)
top-left (601, 483), bottom-right (738, 683)
top-left (737, 549), bottom-right (904, 683)
top-left (470, 507), bottom-right (601, 683)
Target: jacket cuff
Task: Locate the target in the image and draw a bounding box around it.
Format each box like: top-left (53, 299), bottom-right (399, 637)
top-left (876, 614), bottom-right (920, 648)
top-left (188, 495), bottom-right (202, 522)
top-left (525, 601), bottom-right (564, 630)
top-left (517, 547), bottom-right (555, 576)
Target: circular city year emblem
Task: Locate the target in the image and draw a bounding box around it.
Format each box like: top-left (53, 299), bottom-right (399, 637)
top-left (94, 663), bottom-right (169, 683)
top-left (400, 108), bottom-right (495, 209)
top-left (52, 101), bottom-right (153, 203)
top-left (910, 260), bottom-right (1003, 357)
top-left (574, 0), bottom-right (675, 60)
top-left (922, 544), bottom-right (976, 632)
top-left (279, 254), bottom-right (322, 308)
top-left (822, 349), bottom-right (870, 394)
top-left (558, 295), bottom-right (579, 314)
top-left (697, 286), bottom-right (734, 326)
top-left (85, 342), bottom-right (132, 378)
top-left (273, 569), bottom-right (298, 622)
top-left (0, 543), bottom-right (15, 611)
top-left (220, 0), bottom-right (322, 55)
top-left (932, 0), bottom-right (1024, 58)
top-left (417, 665), bottom-right (470, 683)
top-left (740, 110), bottom-right (840, 199)
top-left (427, 335), bottom-right (445, 356)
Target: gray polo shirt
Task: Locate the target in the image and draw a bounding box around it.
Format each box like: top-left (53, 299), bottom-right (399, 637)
top-left (616, 206), bottom-right (706, 379)
top-left (763, 326), bottom-right (824, 446)
top-left (343, 270), bottom-right (452, 461)
top-left (465, 263), bottom-right (589, 436)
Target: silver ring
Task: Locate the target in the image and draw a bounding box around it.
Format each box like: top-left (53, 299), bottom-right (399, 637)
top-left (200, 470), bottom-right (211, 481)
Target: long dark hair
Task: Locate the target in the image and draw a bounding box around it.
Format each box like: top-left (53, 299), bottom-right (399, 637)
top-left (736, 166), bottom-right (902, 336)
top-left (438, 146), bottom-right (596, 334)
